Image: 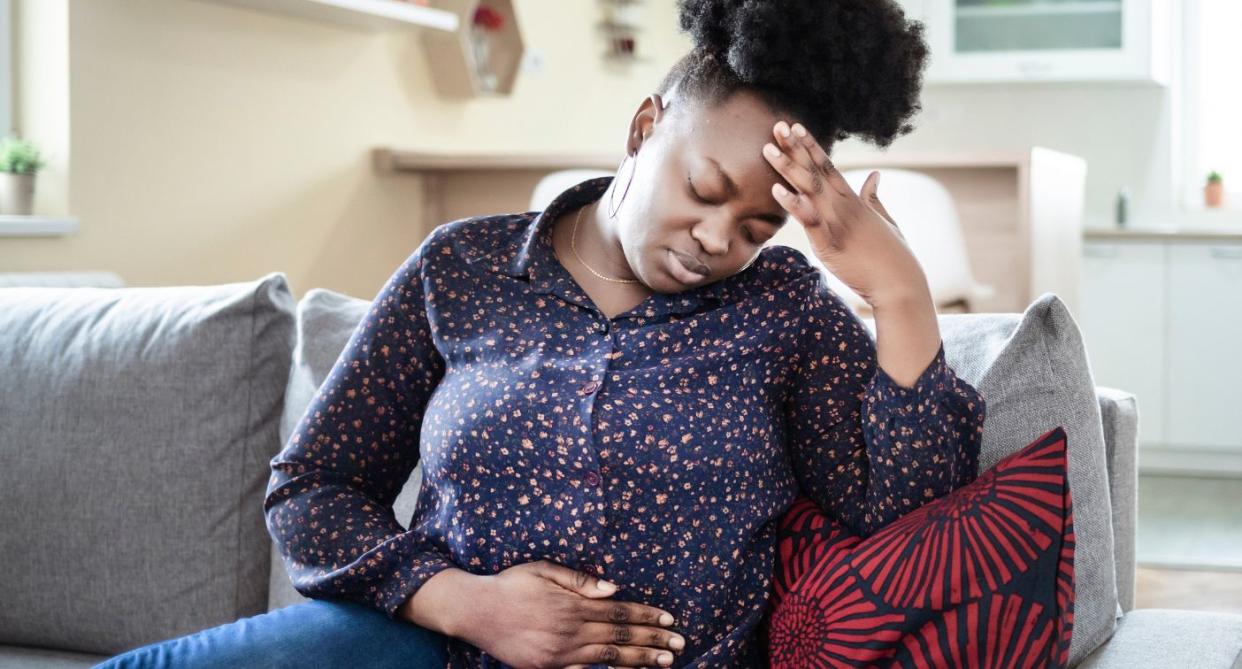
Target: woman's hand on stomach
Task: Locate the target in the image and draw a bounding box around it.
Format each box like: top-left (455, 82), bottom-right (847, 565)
top-left (454, 559), bottom-right (685, 669)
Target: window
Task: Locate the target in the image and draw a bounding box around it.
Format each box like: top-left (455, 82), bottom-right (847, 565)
top-left (1182, 0), bottom-right (1242, 211)
top-left (0, 0), bottom-right (11, 137)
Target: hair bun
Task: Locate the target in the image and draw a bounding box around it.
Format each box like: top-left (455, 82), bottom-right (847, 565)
top-left (672, 0), bottom-right (929, 148)
top-left (676, 0), bottom-right (737, 59)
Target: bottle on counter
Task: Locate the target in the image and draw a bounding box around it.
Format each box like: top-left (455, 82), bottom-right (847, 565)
top-left (1115, 187), bottom-right (1130, 228)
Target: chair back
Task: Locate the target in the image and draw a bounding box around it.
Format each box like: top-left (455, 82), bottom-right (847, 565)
top-left (764, 168), bottom-right (993, 312)
top-left (529, 169), bottom-right (615, 211)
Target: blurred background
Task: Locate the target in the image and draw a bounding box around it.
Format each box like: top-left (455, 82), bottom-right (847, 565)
top-left (0, 0), bottom-right (1238, 617)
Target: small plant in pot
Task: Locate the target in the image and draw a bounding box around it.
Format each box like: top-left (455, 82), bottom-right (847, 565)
top-left (0, 135), bottom-right (46, 215)
top-left (1204, 170), bottom-right (1225, 208)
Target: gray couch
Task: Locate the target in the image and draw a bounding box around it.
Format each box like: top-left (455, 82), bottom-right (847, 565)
top-left (1, 271), bottom-right (1240, 669)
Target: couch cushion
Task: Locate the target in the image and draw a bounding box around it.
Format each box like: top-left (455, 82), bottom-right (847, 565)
top-left (0, 644), bottom-right (106, 669)
top-left (0, 273), bottom-right (295, 656)
top-left (1075, 608), bottom-right (1242, 669)
top-left (862, 292), bottom-right (1120, 666)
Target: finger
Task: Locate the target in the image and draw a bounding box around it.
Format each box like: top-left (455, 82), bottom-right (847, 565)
top-left (772, 121), bottom-right (819, 191)
top-left (580, 598), bottom-right (676, 629)
top-left (763, 139), bottom-right (829, 201)
top-left (537, 560), bottom-right (621, 598)
top-left (773, 181), bottom-right (849, 253)
top-left (789, 122), bottom-right (856, 199)
top-left (858, 171), bottom-right (904, 236)
top-left (567, 641), bottom-right (677, 669)
top-left (858, 170), bottom-right (887, 218)
top-left (576, 620), bottom-right (684, 656)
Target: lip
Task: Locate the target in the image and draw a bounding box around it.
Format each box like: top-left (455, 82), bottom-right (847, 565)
top-left (667, 249), bottom-right (710, 284)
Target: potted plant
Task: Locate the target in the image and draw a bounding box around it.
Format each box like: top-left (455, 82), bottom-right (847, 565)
top-left (0, 135), bottom-right (46, 216)
top-left (1205, 170), bottom-right (1224, 208)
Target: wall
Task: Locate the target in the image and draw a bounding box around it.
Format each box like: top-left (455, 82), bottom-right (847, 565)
top-left (0, 0), bottom-right (1185, 299)
top-left (1, 0), bottom-right (690, 300)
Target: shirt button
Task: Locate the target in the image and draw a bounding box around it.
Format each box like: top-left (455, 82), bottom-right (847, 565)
top-left (580, 380), bottom-right (601, 395)
top-left (584, 470), bottom-right (601, 486)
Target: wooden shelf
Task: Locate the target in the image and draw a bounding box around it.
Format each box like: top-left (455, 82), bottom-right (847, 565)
top-left (420, 0), bottom-right (525, 97)
top-left (0, 215), bottom-right (80, 237)
top-left (202, 0), bottom-right (459, 31)
top-left (201, 0), bottom-right (526, 98)
top-left (372, 147), bottom-right (619, 173)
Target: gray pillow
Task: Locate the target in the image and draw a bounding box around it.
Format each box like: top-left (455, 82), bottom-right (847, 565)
top-left (273, 287), bottom-right (1119, 665)
top-left (0, 273), bottom-right (295, 655)
top-left (862, 291), bottom-right (1119, 667)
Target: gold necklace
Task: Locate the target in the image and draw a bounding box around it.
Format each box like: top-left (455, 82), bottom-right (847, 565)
top-left (570, 202), bottom-right (640, 284)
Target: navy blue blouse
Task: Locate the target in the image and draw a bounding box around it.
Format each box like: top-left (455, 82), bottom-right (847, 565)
top-left (265, 175), bottom-right (986, 668)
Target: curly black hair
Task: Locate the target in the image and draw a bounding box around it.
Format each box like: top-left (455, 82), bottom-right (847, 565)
top-left (658, 0), bottom-right (929, 150)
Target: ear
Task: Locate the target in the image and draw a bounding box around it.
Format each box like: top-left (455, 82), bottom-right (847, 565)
top-left (626, 93), bottom-right (666, 155)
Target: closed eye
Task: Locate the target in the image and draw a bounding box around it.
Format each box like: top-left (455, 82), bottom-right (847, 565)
top-left (688, 174), bottom-right (764, 244)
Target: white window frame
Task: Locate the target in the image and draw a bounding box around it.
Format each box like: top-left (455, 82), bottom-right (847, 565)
top-left (1179, 0), bottom-right (1242, 214)
top-left (0, 0), bottom-right (12, 138)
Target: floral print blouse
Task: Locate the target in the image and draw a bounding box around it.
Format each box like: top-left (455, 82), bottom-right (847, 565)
top-left (264, 175), bottom-right (986, 668)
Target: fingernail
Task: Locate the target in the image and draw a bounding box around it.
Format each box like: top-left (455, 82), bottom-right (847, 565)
top-left (793, 123), bottom-right (806, 137)
top-left (597, 580), bottom-right (617, 592)
top-left (763, 143), bottom-right (780, 158)
top-left (773, 183), bottom-right (788, 197)
top-left (669, 636), bottom-right (685, 650)
top-left (660, 613), bottom-right (675, 625)
top-left (659, 652), bottom-right (673, 665)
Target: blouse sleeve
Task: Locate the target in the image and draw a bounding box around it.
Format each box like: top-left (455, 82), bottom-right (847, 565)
top-left (783, 274), bottom-right (986, 538)
top-left (263, 231), bottom-right (454, 620)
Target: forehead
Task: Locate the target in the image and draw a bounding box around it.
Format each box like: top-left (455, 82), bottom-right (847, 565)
top-left (678, 91), bottom-right (792, 194)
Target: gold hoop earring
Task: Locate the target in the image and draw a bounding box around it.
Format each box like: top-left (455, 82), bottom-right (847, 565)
top-left (607, 151), bottom-right (638, 219)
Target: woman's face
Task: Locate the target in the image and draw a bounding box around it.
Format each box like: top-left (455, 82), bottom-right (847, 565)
top-left (613, 89), bottom-right (799, 294)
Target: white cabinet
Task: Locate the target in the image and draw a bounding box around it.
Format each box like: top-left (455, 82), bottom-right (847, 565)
top-left (1080, 236), bottom-right (1242, 455)
top-left (897, 0), bottom-right (1172, 84)
top-left (1079, 241), bottom-right (1167, 445)
top-left (1166, 243), bottom-right (1242, 450)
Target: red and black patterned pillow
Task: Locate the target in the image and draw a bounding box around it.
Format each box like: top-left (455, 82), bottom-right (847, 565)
top-left (763, 426), bottom-right (1076, 668)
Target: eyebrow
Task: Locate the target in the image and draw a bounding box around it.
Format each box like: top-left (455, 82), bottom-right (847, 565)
top-left (706, 156), bottom-right (788, 226)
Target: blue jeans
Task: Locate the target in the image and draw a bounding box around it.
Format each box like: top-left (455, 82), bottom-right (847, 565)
top-left (91, 598), bottom-right (451, 669)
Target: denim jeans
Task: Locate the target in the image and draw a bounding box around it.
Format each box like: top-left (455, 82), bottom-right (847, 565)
top-left (91, 598), bottom-right (451, 669)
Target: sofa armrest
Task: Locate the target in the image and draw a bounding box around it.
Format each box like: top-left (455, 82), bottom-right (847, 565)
top-left (1096, 385), bottom-right (1139, 614)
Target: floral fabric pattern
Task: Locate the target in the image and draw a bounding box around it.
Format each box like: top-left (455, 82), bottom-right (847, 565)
top-left (264, 176), bottom-right (986, 668)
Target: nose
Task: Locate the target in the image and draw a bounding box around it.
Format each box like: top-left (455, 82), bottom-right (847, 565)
top-left (690, 213), bottom-right (734, 258)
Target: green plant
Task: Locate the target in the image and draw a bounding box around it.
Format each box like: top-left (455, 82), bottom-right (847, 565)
top-left (0, 135), bottom-right (46, 175)
top-left (1207, 170), bottom-right (1223, 184)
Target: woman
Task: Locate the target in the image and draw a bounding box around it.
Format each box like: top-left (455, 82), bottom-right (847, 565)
top-left (95, 0), bottom-right (984, 667)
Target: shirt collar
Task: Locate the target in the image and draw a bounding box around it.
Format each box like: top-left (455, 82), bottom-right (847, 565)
top-left (482, 175), bottom-right (733, 319)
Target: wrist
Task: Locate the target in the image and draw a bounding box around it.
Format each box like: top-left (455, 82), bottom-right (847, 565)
top-left (443, 572), bottom-right (493, 640)
top-left (399, 568), bottom-right (490, 640)
top-left (866, 281), bottom-right (932, 314)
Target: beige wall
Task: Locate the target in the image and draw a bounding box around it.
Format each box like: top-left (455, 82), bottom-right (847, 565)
top-left (2, 0), bottom-right (690, 300)
top-left (1, 0), bottom-right (1183, 301)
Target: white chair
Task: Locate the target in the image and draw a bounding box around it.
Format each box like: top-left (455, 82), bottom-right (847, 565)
top-left (764, 168), bottom-right (994, 314)
top-left (529, 169), bottom-right (616, 211)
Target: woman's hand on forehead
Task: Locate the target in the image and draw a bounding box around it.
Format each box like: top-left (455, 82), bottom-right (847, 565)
top-left (761, 119), bottom-right (923, 309)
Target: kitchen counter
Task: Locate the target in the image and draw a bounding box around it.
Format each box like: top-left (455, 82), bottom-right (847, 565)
top-left (1085, 226), bottom-right (1242, 242)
